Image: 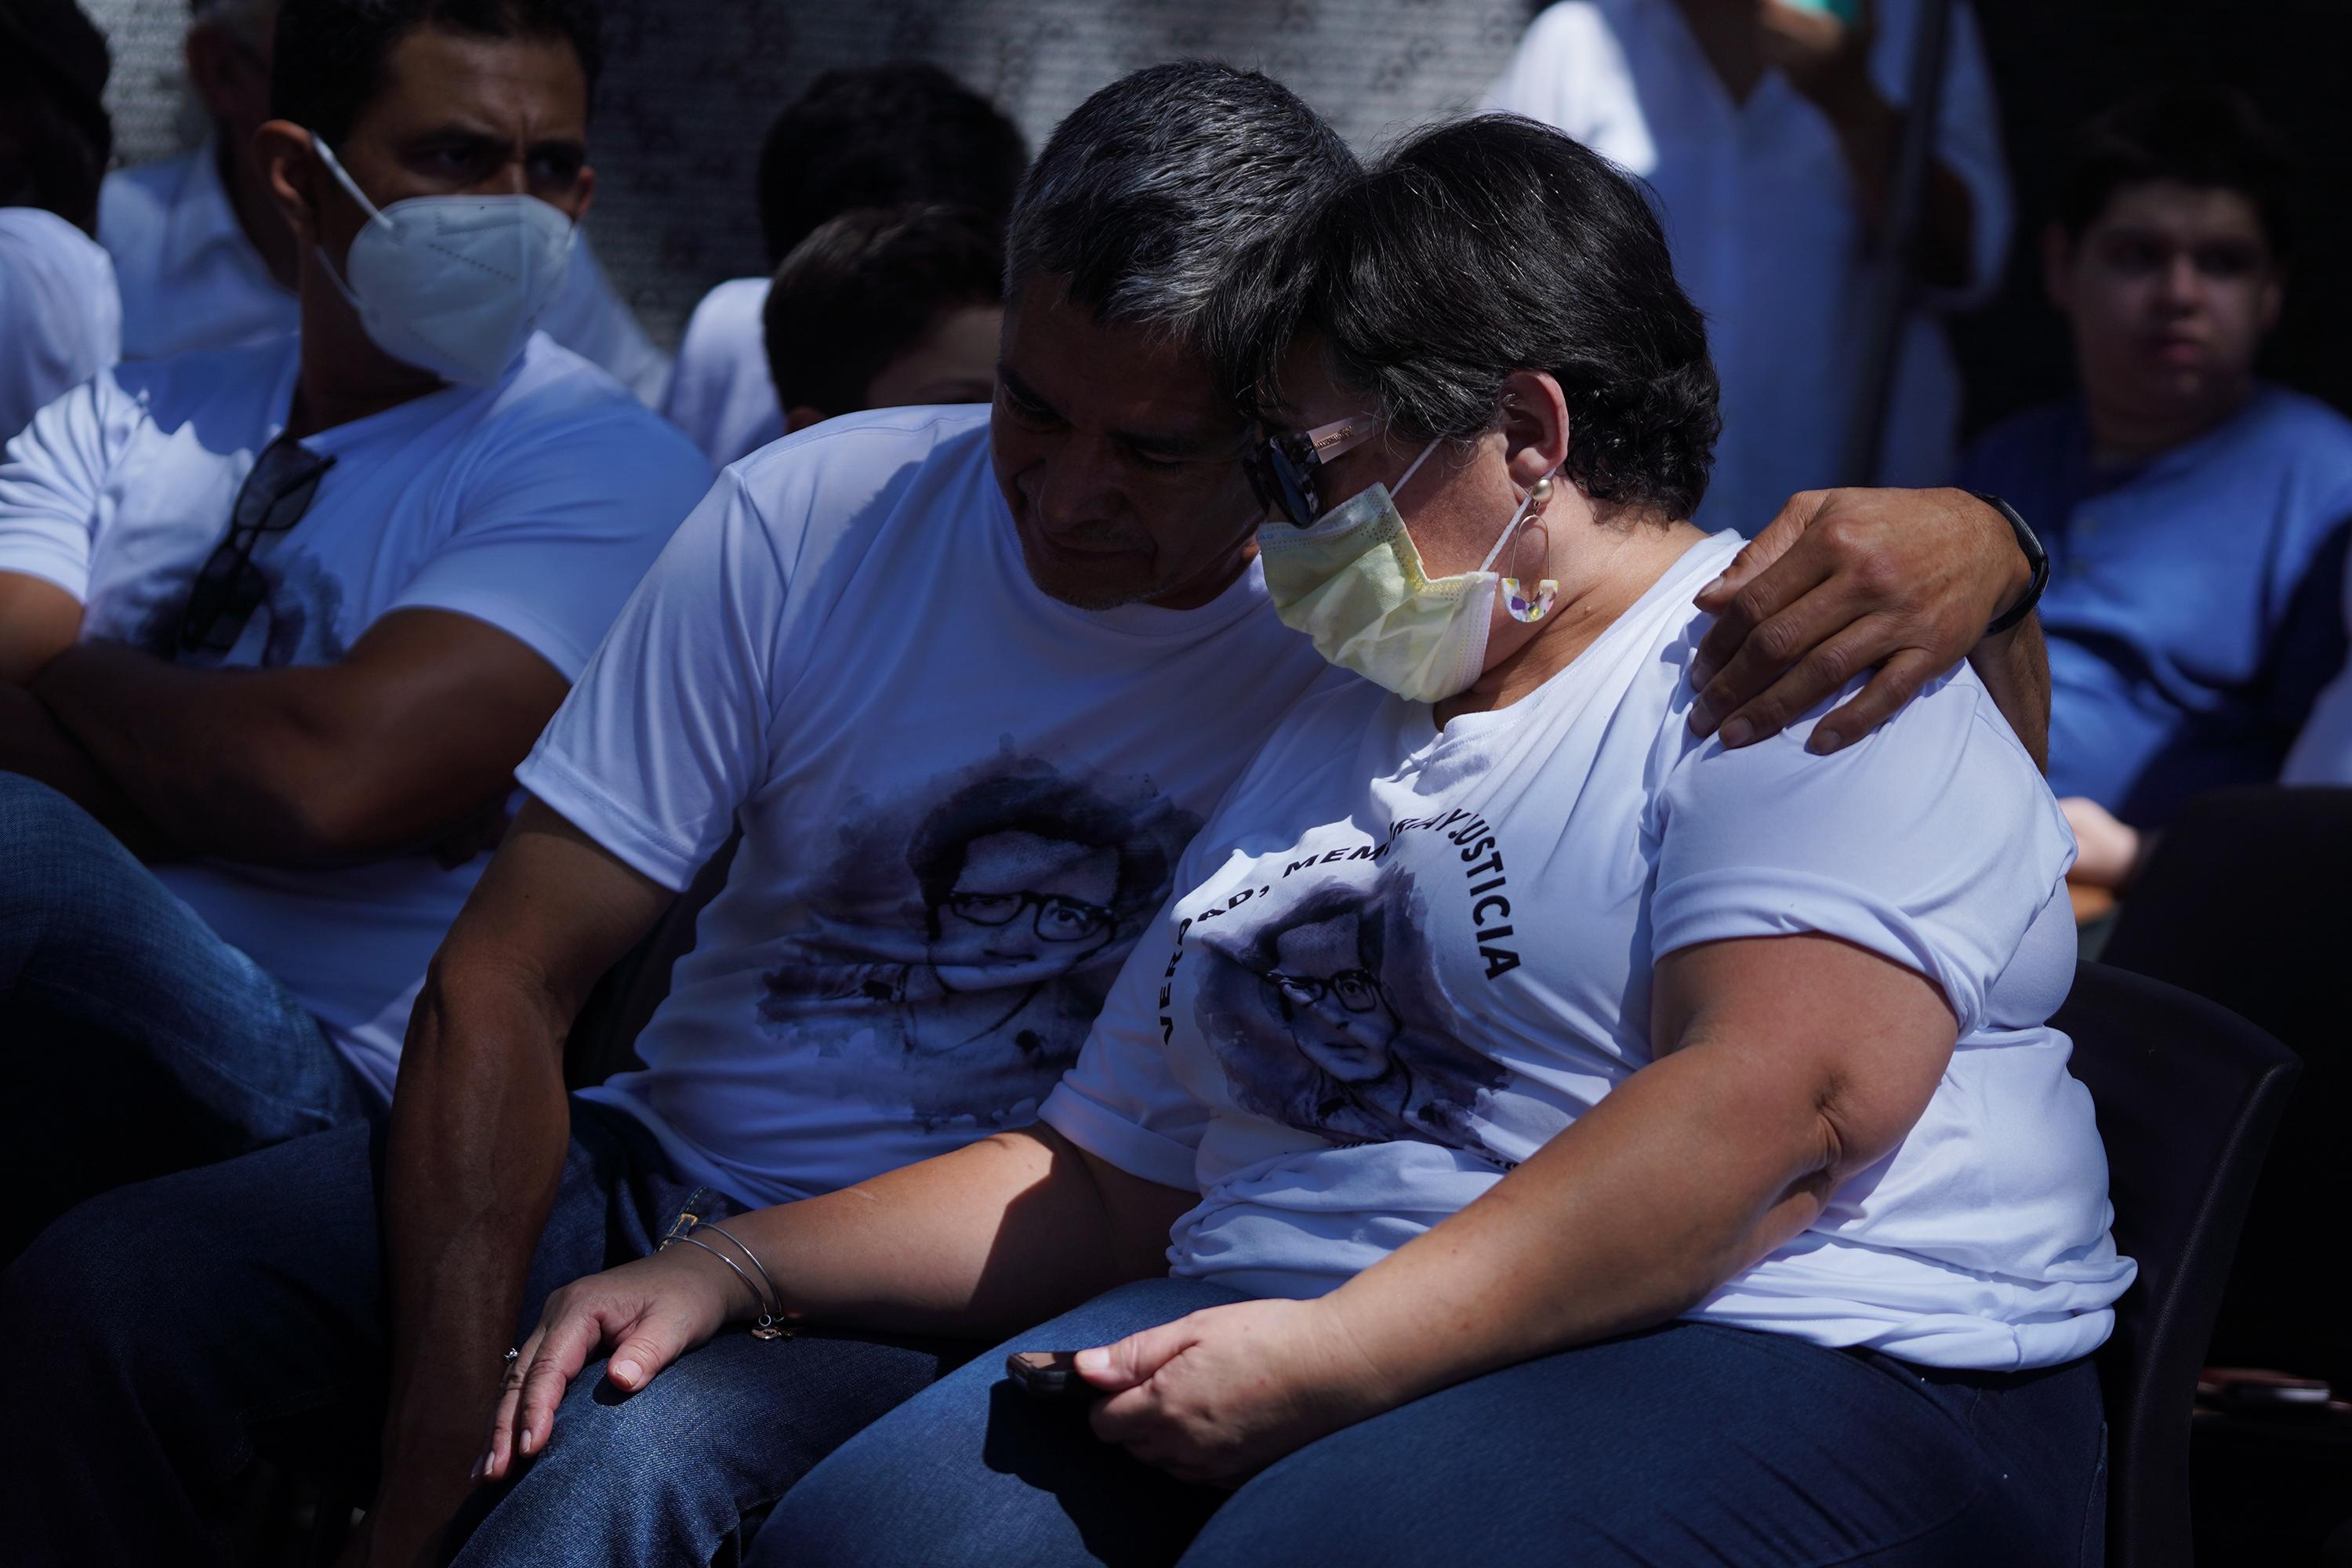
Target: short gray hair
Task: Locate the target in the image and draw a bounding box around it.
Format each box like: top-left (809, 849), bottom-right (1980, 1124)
top-left (1005, 61), bottom-right (1356, 409)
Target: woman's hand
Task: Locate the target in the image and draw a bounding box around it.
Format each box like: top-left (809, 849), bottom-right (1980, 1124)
top-left (1076, 1298), bottom-right (1398, 1485)
top-left (474, 1244), bottom-right (757, 1484)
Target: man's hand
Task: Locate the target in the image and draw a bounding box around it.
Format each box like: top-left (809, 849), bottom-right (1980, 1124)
top-left (1076, 1298), bottom-right (1396, 1486)
top-left (1688, 488), bottom-right (2037, 756)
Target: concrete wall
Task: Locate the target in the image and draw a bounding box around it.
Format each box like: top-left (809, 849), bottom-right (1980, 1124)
top-left (83, 0), bottom-right (1527, 350)
top-left (79, 1), bottom-right (2352, 430)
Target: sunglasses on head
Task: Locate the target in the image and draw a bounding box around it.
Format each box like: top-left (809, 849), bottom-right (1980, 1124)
top-left (1241, 413), bottom-right (1384, 529)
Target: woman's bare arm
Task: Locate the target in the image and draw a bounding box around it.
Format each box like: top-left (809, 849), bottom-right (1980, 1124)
top-left (1309, 933), bottom-right (1956, 1409)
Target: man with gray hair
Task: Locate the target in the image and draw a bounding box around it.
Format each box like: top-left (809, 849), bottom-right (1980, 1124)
top-left (3, 60), bottom-right (2053, 1568)
top-left (98, 0), bottom-right (670, 401)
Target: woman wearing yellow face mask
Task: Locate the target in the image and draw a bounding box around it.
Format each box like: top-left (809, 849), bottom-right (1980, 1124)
top-left (500, 116), bottom-right (2120, 1568)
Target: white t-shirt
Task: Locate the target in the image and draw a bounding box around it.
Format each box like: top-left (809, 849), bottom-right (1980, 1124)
top-left (99, 143), bottom-right (673, 405)
top-left (0, 334), bottom-right (713, 1094)
top-left (1044, 531), bottom-right (2133, 1372)
top-left (0, 208), bottom-right (120, 443)
top-left (659, 277), bottom-right (784, 467)
top-left (517, 407), bottom-right (1334, 1207)
top-left (1484, 0), bottom-right (2012, 532)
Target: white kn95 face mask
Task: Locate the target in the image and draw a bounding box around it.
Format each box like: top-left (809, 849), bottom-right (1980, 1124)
top-left (309, 135), bottom-right (576, 386)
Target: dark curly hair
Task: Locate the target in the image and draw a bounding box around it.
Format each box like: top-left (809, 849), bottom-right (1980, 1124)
top-left (1282, 114), bottom-right (1720, 521)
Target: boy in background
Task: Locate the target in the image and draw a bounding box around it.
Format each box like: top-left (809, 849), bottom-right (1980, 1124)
top-left (764, 204), bottom-right (1003, 434)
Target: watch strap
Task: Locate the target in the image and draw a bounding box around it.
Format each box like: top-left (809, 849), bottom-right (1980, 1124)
top-left (1973, 492), bottom-right (2049, 637)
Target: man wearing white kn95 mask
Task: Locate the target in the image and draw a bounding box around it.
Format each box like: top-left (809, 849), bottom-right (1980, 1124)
top-left (0, 0), bottom-right (710, 1261)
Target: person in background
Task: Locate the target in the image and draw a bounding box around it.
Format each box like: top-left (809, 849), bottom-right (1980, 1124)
top-left (0, 0), bottom-right (120, 441)
top-left (764, 203), bottom-right (1004, 434)
top-left (1961, 87), bottom-right (2352, 892)
top-left (661, 63), bottom-right (1029, 466)
top-left (98, 0), bottom-right (672, 404)
top-left (0, 0), bottom-right (711, 1262)
top-left (1485, 0), bottom-right (2010, 534)
top-left (0, 58), bottom-right (2049, 1568)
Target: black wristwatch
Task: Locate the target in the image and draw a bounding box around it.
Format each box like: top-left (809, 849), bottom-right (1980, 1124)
top-left (1973, 492), bottom-right (2049, 637)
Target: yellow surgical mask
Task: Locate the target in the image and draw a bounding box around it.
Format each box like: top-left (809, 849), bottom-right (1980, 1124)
top-left (1256, 442), bottom-right (1553, 703)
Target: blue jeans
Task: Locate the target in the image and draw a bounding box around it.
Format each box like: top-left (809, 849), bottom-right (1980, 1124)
top-left (0, 1101), bottom-right (956, 1567)
top-left (0, 773), bottom-right (372, 1261)
top-left (760, 1278), bottom-right (2111, 1568)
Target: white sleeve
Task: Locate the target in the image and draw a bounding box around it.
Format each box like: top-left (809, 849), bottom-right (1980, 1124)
top-left (0, 212), bottom-right (118, 445)
top-left (514, 466), bottom-right (793, 891)
top-left (2283, 552), bottom-right (2352, 782)
top-left (1875, 0), bottom-right (2012, 307)
top-left (0, 370), bottom-right (135, 601)
top-left (386, 410), bottom-right (711, 681)
top-left (1483, 5), bottom-right (1602, 126)
top-left (537, 234), bottom-right (673, 407)
top-left (1649, 673), bottom-right (2073, 1036)
top-left (1040, 888), bottom-right (1217, 1192)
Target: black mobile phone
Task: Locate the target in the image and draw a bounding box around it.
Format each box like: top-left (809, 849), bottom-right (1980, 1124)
top-left (1005, 1350), bottom-right (1094, 1402)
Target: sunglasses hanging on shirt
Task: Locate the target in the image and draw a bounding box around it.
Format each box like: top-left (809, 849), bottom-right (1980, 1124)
top-left (176, 436), bottom-right (337, 658)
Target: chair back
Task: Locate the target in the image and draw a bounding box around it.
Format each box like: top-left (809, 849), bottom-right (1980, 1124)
top-left (2100, 785), bottom-right (2352, 1386)
top-left (2053, 962), bottom-right (2299, 1568)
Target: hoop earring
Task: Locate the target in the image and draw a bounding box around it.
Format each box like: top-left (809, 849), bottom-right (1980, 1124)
top-left (1501, 476), bottom-right (1560, 623)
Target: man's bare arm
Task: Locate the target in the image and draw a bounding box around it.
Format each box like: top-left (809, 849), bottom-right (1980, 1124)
top-left (0, 684), bottom-right (178, 852)
top-left (365, 798), bottom-right (673, 1568)
top-left (1966, 614), bottom-right (2049, 771)
top-left (1685, 488), bottom-right (2046, 761)
top-left (0, 571), bottom-right (81, 686)
top-left (28, 608), bottom-right (570, 863)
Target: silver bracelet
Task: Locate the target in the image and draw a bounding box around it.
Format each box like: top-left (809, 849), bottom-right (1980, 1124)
top-left (696, 1221), bottom-right (784, 1312)
top-left (660, 1225), bottom-right (792, 1341)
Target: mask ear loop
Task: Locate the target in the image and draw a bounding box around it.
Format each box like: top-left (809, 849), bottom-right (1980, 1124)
top-left (307, 137), bottom-right (395, 230)
top-left (1390, 437), bottom-right (1442, 503)
top-left (1481, 472), bottom-right (1560, 623)
top-left (305, 136), bottom-right (398, 318)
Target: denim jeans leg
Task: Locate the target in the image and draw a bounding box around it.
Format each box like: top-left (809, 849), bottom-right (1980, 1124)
top-left (0, 1098), bottom-right (696, 1567)
top-left (0, 774), bottom-right (374, 1258)
top-left (1176, 1323), bottom-right (2108, 1568)
top-left (447, 1318), bottom-right (961, 1568)
top-left (754, 1277), bottom-right (1248, 1568)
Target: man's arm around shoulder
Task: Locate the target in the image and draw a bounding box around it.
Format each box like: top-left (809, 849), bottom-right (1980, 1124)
top-left (1685, 487), bottom-right (2049, 768)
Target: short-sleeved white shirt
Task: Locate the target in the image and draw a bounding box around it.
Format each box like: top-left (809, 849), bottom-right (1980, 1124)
top-left (1484, 0), bottom-right (2013, 531)
top-left (659, 277), bottom-right (784, 468)
top-left (98, 143), bottom-right (673, 405)
top-left (0, 207), bottom-right (119, 443)
top-left (1044, 531), bottom-right (2133, 1372)
top-left (0, 333), bottom-right (713, 1094)
top-left (517, 408), bottom-right (1336, 1207)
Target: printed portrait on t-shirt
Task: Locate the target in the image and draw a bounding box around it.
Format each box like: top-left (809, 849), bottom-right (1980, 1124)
top-left (1189, 870), bottom-right (1512, 1158)
top-left (135, 546), bottom-right (350, 669)
top-left (757, 753), bottom-right (1196, 1128)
